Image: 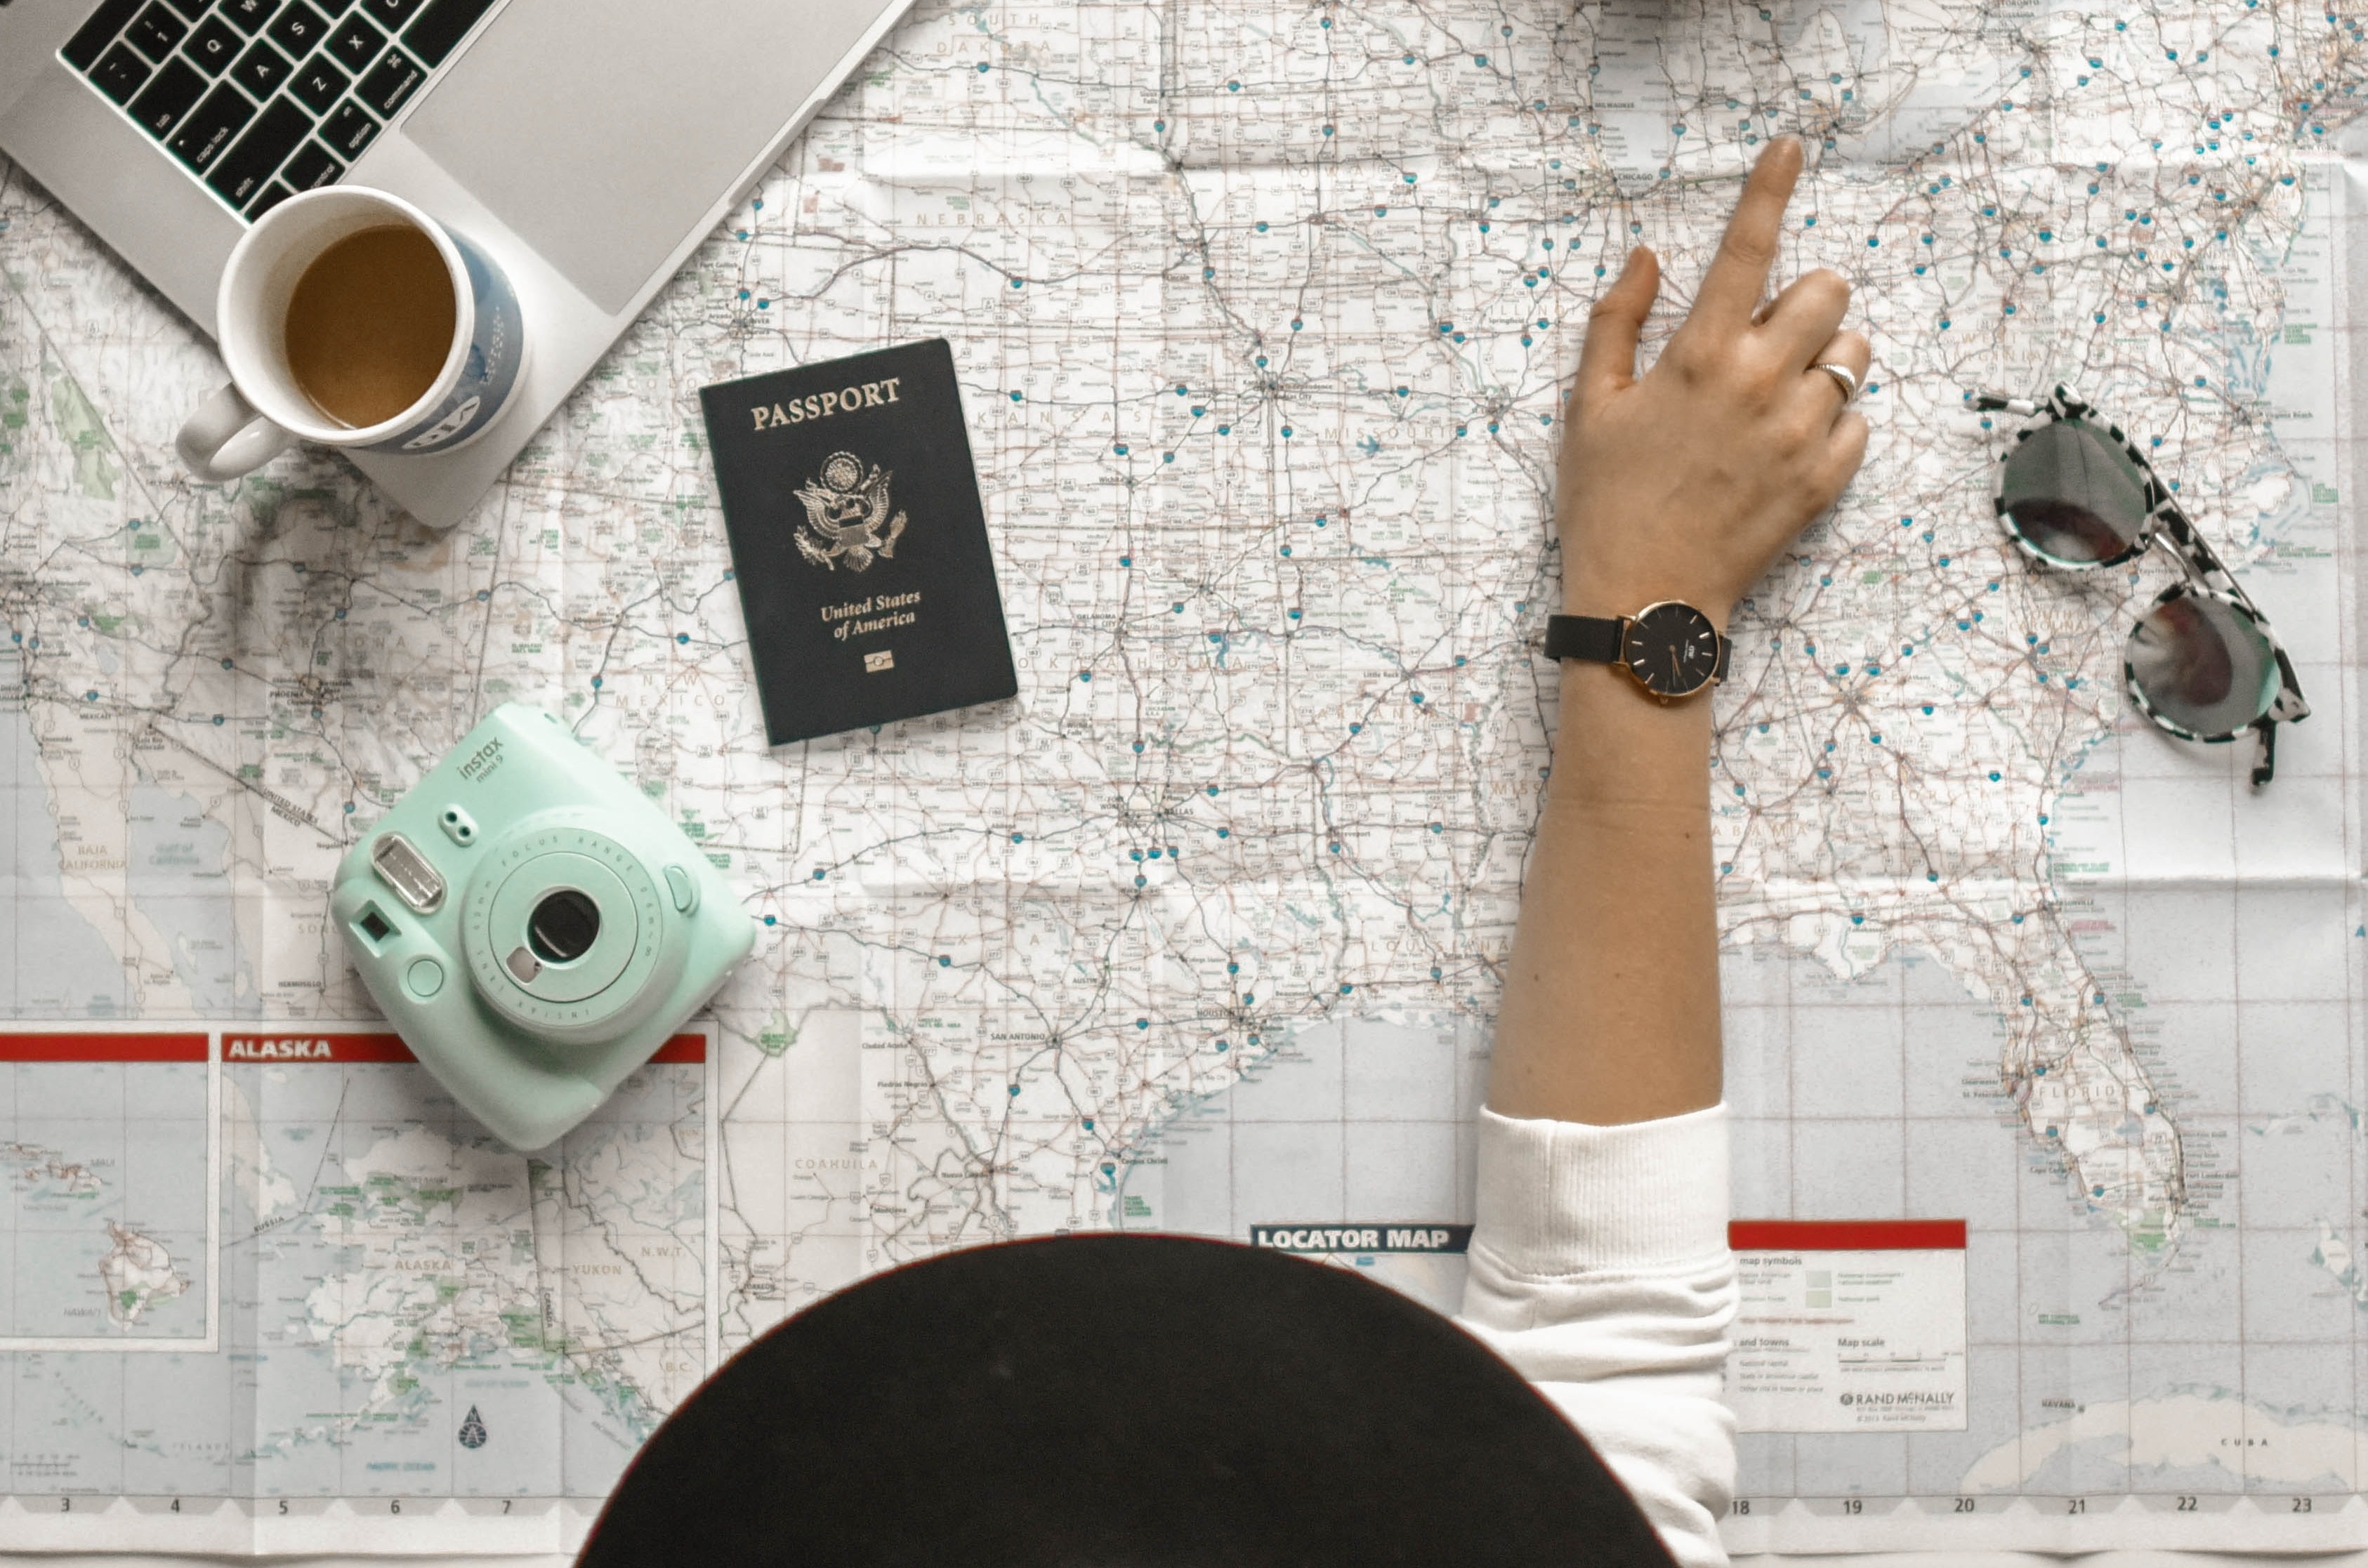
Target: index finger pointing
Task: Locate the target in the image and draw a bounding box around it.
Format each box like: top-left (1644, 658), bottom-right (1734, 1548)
top-left (1687, 136), bottom-right (1804, 333)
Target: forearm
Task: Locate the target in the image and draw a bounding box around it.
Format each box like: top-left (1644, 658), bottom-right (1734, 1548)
top-left (1487, 660), bottom-right (1722, 1125)
top-left (1457, 144), bottom-right (1859, 1568)
top-left (1485, 138), bottom-right (1861, 1128)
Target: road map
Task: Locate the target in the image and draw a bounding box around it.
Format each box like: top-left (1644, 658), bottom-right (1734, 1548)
top-left (2, 0), bottom-right (2367, 1553)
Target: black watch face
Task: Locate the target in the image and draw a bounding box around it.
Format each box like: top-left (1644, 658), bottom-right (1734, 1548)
top-left (1622, 602), bottom-right (1722, 697)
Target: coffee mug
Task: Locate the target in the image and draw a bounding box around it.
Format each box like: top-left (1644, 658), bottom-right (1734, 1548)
top-left (176, 186), bottom-right (527, 482)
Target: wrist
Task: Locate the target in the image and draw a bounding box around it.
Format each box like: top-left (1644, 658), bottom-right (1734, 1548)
top-left (1551, 658), bottom-right (1713, 808)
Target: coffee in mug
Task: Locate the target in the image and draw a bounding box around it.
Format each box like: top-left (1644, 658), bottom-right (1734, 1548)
top-left (284, 225), bottom-right (458, 429)
top-left (177, 187), bottom-right (527, 483)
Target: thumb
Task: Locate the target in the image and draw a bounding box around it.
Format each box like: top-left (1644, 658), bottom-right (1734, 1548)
top-left (1575, 246), bottom-right (1659, 405)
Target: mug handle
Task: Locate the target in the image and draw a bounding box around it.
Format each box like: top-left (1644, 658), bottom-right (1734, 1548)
top-left (176, 384), bottom-right (296, 481)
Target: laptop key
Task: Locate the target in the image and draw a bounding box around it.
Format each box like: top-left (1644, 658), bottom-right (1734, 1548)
top-left (230, 39), bottom-right (290, 97)
top-left (218, 0), bottom-right (277, 34)
top-left (157, 0), bottom-right (209, 18)
top-left (206, 93), bottom-right (309, 206)
top-left (63, 0), bottom-right (145, 70)
top-left (281, 138), bottom-right (343, 192)
top-left (287, 52), bottom-right (348, 113)
top-left (182, 14), bottom-right (241, 73)
top-left (355, 48), bottom-right (421, 117)
top-left (246, 181), bottom-right (298, 220)
top-left (166, 80), bottom-right (253, 171)
top-left (265, 0), bottom-right (327, 59)
top-left (399, 0), bottom-right (493, 68)
top-left (126, 2), bottom-right (188, 61)
top-left (319, 98), bottom-right (379, 159)
top-left (126, 56), bottom-right (205, 136)
top-left (324, 13), bottom-right (381, 72)
top-left (91, 43), bottom-right (154, 105)
top-left (358, 0), bottom-right (423, 32)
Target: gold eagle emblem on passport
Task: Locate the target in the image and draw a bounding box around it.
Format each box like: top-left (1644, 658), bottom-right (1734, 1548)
top-left (794, 451), bottom-right (907, 573)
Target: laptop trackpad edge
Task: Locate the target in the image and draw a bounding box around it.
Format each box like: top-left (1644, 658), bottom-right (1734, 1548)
top-left (402, 0), bottom-right (885, 314)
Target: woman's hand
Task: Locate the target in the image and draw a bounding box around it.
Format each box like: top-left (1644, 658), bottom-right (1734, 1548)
top-left (1491, 138), bottom-right (1876, 1126)
top-left (1556, 136), bottom-right (1870, 628)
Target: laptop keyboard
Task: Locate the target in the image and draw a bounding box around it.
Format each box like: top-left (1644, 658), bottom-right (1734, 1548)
top-left (60, 0), bottom-right (498, 221)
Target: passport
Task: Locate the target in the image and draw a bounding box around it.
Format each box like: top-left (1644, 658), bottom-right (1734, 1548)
top-left (699, 340), bottom-right (1018, 745)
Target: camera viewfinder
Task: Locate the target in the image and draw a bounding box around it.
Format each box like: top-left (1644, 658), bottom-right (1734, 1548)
top-left (371, 832), bottom-right (447, 913)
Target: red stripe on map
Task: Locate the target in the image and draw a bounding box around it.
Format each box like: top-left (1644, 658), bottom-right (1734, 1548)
top-left (223, 1032), bottom-right (416, 1064)
top-left (218, 1032), bottom-right (708, 1065)
top-left (0, 1032), bottom-right (208, 1062)
top-left (646, 1034), bottom-right (706, 1064)
top-left (1729, 1219), bottom-right (1967, 1251)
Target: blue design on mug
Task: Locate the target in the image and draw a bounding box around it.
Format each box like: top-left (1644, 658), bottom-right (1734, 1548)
top-left (368, 228), bottom-right (523, 455)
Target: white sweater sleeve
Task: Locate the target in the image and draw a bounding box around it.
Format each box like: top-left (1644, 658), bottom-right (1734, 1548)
top-left (1453, 1104), bottom-right (1736, 1568)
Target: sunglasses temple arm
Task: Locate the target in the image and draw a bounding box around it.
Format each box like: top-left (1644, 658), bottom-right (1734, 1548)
top-left (2251, 719), bottom-right (2278, 789)
top-left (1970, 393), bottom-right (2044, 416)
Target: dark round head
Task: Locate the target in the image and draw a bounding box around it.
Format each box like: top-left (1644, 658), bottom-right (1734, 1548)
top-left (527, 888), bottom-right (601, 965)
top-left (579, 1234), bottom-right (1672, 1568)
top-left (1622, 600), bottom-right (1723, 697)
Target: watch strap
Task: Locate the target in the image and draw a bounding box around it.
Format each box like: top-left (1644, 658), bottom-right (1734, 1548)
top-left (1543, 614), bottom-right (1624, 665)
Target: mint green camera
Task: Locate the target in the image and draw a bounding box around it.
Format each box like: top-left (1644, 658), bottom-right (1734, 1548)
top-left (330, 704), bottom-right (756, 1148)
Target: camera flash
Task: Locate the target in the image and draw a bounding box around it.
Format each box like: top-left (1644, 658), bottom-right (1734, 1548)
top-left (371, 833), bottom-right (447, 914)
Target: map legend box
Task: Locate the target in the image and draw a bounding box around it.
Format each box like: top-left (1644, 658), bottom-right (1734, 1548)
top-left (1728, 1219), bottom-right (1968, 1435)
top-left (0, 1027), bottom-right (213, 1351)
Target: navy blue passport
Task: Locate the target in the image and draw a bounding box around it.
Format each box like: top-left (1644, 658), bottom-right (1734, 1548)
top-left (699, 340), bottom-right (1018, 745)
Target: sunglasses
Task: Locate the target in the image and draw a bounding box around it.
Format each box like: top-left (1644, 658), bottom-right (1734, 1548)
top-left (1973, 388), bottom-right (2309, 787)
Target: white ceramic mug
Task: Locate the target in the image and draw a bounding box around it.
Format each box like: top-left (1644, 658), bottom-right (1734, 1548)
top-left (176, 186), bottom-right (527, 482)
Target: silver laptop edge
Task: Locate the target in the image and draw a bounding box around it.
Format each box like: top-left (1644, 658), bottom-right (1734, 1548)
top-left (0, 0), bottom-right (916, 527)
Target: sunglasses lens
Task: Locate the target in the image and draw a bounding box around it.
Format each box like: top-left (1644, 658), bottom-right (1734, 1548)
top-left (2125, 588), bottom-right (2281, 738)
top-left (2000, 419), bottom-right (2153, 565)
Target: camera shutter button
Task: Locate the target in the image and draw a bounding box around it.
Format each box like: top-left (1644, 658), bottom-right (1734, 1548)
top-left (405, 957), bottom-right (445, 999)
top-left (664, 864), bottom-right (698, 914)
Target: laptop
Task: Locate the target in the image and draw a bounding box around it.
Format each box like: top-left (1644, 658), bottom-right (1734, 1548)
top-left (0, 0), bottom-right (916, 526)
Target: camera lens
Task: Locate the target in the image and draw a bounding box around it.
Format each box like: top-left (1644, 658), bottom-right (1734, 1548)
top-left (527, 889), bottom-right (602, 965)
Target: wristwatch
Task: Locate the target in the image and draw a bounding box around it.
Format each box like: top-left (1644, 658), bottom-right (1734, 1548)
top-left (1544, 602), bottom-right (1732, 701)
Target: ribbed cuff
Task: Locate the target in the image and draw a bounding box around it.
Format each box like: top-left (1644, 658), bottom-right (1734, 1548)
top-left (1472, 1103), bottom-right (1730, 1276)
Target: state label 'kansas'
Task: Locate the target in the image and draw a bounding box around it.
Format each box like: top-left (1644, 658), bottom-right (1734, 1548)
top-left (699, 340), bottom-right (1018, 744)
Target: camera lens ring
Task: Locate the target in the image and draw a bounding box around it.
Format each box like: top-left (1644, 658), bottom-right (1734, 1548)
top-left (463, 825), bottom-right (674, 1034)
